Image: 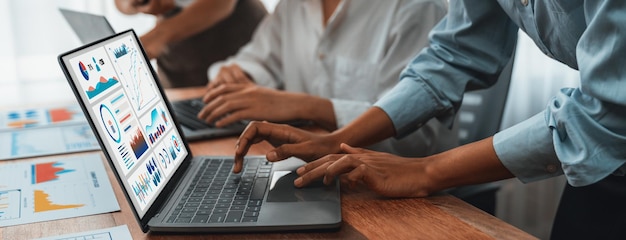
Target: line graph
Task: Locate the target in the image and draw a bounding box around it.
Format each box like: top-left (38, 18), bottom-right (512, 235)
top-left (108, 37), bottom-right (157, 114)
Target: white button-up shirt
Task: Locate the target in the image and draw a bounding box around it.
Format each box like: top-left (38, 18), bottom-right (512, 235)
top-left (209, 0), bottom-right (454, 156)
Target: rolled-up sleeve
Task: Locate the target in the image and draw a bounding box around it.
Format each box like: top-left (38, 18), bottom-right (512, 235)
top-left (493, 113), bottom-right (563, 183)
top-left (480, 0), bottom-right (626, 187)
top-left (375, 0), bottom-right (518, 138)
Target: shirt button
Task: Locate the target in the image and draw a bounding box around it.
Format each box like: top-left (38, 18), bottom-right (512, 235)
top-left (546, 164), bottom-right (558, 173)
top-left (318, 52), bottom-right (325, 59)
top-left (520, 0), bottom-right (528, 6)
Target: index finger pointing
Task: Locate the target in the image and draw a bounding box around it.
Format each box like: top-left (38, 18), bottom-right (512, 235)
top-left (234, 121), bottom-right (283, 172)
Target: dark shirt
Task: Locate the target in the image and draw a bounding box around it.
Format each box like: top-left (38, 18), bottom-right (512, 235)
top-left (157, 0), bottom-right (267, 88)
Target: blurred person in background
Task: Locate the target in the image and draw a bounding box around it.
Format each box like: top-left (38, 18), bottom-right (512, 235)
top-left (115, 0), bottom-right (267, 88)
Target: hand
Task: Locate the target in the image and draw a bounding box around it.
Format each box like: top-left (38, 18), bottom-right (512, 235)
top-left (207, 64), bottom-right (255, 90)
top-left (136, 0), bottom-right (176, 59)
top-left (134, 0), bottom-right (175, 15)
top-left (139, 32), bottom-right (167, 59)
top-left (294, 143), bottom-right (434, 198)
top-left (233, 121), bottom-right (342, 173)
top-left (198, 85), bottom-right (308, 127)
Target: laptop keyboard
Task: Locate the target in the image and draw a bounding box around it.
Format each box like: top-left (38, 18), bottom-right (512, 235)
top-left (167, 157), bottom-right (272, 224)
top-left (171, 98), bottom-right (216, 130)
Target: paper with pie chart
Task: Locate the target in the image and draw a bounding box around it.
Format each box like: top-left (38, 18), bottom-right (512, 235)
top-left (0, 153), bottom-right (119, 227)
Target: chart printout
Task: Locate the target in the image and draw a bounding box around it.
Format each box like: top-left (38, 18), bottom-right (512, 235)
top-left (0, 153), bottom-right (119, 227)
top-left (0, 105), bottom-right (100, 160)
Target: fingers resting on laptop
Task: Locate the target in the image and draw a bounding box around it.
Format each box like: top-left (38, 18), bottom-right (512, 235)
top-left (233, 121), bottom-right (341, 173)
top-left (294, 143), bottom-right (432, 198)
top-left (207, 64), bottom-right (254, 90)
top-left (232, 122), bottom-right (434, 198)
top-left (199, 86), bottom-right (319, 128)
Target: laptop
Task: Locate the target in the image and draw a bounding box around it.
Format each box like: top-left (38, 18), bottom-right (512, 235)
top-left (57, 29), bottom-right (342, 233)
top-left (59, 8), bottom-right (247, 141)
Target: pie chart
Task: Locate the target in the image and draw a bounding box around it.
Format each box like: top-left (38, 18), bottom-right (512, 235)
top-left (79, 61), bottom-right (89, 80)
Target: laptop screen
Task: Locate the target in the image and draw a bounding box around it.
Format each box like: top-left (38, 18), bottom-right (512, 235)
top-left (59, 30), bottom-right (188, 218)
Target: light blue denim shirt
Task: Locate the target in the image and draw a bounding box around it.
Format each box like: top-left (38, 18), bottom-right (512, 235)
top-left (374, 0), bottom-right (626, 186)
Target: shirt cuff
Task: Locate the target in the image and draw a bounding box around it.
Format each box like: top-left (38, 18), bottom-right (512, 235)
top-left (374, 79), bottom-right (454, 138)
top-left (494, 112), bottom-right (562, 183)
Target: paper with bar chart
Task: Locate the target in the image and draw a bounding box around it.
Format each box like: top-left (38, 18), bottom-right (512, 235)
top-left (0, 104), bottom-right (86, 130)
top-left (0, 105), bottom-right (100, 160)
top-left (0, 153), bottom-right (119, 227)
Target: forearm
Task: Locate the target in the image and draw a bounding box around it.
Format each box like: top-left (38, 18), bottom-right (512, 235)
top-left (152, 0), bottom-right (237, 44)
top-left (425, 137), bottom-right (514, 193)
top-left (329, 107), bottom-right (396, 148)
top-left (295, 95), bottom-right (336, 131)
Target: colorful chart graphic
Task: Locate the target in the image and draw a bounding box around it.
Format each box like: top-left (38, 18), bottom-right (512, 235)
top-left (0, 154), bottom-right (120, 228)
top-left (31, 162), bottom-right (76, 184)
top-left (146, 157), bottom-right (163, 187)
top-left (86, 76), bottom-right (119, 99)
top-left (48, 108), bottom-right (79, 123)
top-left (169, 135), bottom-right (181, 160)
top-left (99, 104), bottom-right (121, 143)
top-left (108, 37), bottom-right (157, 113)
top-left (155, 134), bottom-right (183, 177)
top-left (129, 128), bottom-right (149, 159)
top-left (112, 44), bottom-right (129, 58)
top-left (116, 144), bottom-right (134, 171)
top-left (92, 57), bottom-right (102, 72)
top-left (156, 147), bottom-right (173, 171)
top-left (34, 189), bottom-right (85, 212)
top-left (1, 123), bottom-right (99, 160)
top-left (94, 89), bottom-right (151, 174)
top-left (0, 189), bottom-right (21, 220)
top-left (129, 156), bottom-right (163, 209)
top-left (1, 105), bottom-right (87, 131)
top-left (6, 109), bottom-right (38, 128)
top-left (79, 61), bottom-right (89, 80)
top-left (71, 46), bottom-right (121, 103)
top-left (144, 106), bottom-right (171, 144)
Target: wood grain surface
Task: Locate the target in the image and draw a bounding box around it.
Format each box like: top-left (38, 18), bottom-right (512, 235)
top-left (0, 87), bottom-right (537, 240)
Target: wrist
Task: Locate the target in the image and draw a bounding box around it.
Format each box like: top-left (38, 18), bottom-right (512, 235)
top-left (322, 132), bottom-right (345, 154)
top-left (296, 95), bottom-right (336, 131)
top-left (161, 5), bottom-right (181, 18)
top-left (421, 154), bottom-right (448, 194)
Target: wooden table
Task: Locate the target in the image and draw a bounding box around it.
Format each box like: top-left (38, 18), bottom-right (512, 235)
top-left (0, 87), bottom-right (537, 240)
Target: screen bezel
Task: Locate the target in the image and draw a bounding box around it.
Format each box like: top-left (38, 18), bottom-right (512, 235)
top-left (57, 29), bottom-right (194, 233)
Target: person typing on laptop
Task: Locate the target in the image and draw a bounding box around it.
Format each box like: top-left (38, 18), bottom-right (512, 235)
top-left (197, 0), bottom-right (454, 159)
top-left (114, 0), bottom-right (267, 88)
top-left (59, 29), bottom-right (343, 232)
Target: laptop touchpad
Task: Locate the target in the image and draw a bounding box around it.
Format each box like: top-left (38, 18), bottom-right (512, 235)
top-left (266, 171), bottom-right (337, 202)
